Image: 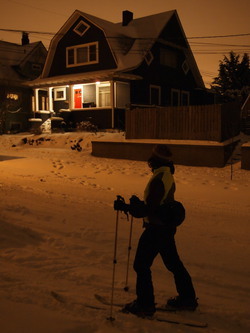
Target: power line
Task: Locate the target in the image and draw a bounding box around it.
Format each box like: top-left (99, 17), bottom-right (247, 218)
top-left (188, 33), bottom-right (250, 39)
top-left (0, 28), bottom-right (55, 35)
top-left (6, 0), bottom-right (67, 18)
top-left (1, 28), bottom-right (250, 40)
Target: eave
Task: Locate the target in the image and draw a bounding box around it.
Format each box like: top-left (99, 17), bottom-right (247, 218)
top-left (24, 69), bottom-right (142, 88)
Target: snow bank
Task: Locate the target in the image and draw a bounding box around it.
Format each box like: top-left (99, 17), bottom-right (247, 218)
top-left (0, 132), bottom-right (249, 333)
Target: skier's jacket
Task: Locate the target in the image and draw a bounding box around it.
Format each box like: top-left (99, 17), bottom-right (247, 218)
top-left (143, 166), bottom-right (176, 226)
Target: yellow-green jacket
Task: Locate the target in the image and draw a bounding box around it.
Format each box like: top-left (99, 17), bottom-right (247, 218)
top-left (143, 166), bottom-right (175, 225)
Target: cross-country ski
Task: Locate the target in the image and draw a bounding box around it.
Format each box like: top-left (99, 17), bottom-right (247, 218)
top-left (95, 294), bottom-right (208, 328)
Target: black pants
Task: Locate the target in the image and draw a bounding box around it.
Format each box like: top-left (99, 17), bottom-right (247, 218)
top-left (133, 225), bottom-right (196, 307)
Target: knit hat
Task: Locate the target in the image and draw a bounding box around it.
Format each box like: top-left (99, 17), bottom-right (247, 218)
top-left (151, 144), bottom-right (172, 161)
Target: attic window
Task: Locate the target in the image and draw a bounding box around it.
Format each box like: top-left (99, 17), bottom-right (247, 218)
top-left (74, 20), bottom-right (90, 36)
top-left (145, 51), bottom-right (153, 65)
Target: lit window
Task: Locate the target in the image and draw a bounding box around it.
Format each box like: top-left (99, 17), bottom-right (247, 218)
top-left (97, 82), bottom-right (111, 107)
top-left (73, 20), bottom-right (90, 36)
top-left (66, 42), bottom-right (98, 67)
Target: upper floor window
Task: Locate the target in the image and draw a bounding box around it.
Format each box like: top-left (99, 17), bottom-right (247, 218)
top-left (66, 42), bottom-right (99, 67)
top-left (73, 20), bottom-right (90, 36)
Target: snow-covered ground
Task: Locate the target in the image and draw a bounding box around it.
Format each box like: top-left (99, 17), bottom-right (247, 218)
top-left (0, 132), bottom-right (249, 333)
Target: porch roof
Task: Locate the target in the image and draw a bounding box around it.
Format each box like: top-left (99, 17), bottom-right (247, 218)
top-left (24, 70), bottom-right (142, 88)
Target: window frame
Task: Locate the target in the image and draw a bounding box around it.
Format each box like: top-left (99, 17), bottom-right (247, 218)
top-left (54, 87), bottom-right (66, 101)
top-left (150, 85), bottom-right (161, 106)
top-left (96, 82), bottom-right (111, 107)
top-left (171, 88), bottom-right (180, 106)
top-left (181, 90), bottom-right (190, 106)
top-left (66, 42), bottom-right (99, 68)
top-left (73, 20), bottom-right (90, 36)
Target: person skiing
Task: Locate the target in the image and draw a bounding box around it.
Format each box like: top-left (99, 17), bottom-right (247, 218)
top-left (114, 144), bottom-right (198, 317)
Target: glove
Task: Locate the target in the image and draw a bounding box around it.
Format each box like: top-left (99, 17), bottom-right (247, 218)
top-left (114, 195), bottom-right (129, 213)
top-left (128, 195), bottom-right (148, 218)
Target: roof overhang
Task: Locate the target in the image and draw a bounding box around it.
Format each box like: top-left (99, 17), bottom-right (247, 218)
top-left (24, 70), bottom-right (142, 88)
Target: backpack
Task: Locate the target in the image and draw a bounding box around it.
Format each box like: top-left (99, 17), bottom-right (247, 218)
top-left (156, 200), bottom-right (185, 226)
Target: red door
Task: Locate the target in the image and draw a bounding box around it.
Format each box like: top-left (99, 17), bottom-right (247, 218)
top-left (74, 89), bottom-right (82, 108)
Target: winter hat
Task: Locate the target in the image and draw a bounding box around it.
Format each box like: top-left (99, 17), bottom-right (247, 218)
top-left (151, 144), bottom-right (172, 161)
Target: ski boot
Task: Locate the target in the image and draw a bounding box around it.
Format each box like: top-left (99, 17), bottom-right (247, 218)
top-left (166, 296), bottom-right (198, 311)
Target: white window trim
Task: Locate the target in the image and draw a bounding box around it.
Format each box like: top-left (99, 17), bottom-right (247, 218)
top-left (73, 20), bottom-right (90, 36)
top-left (96, 81), bottom-right (111, 107)
top-left (181, 90), bottom-right (190, 106)
top-left (171, 89), bottom-right (180, 106)
top-left (54, 87), bottom-right (66, 101)
top-left (66, 42), bottom-right (99, 68)
top-left (150, 85), bottom-right (161, 105)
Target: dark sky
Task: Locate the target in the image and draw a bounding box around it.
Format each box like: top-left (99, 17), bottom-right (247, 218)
top-left (1, 0), bottom-right (250, 87)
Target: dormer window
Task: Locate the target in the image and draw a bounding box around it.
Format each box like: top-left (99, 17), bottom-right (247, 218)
top-left (66, 42), bottom-right (99, 67)
top-left (73, 20), bottom-right (90, 36)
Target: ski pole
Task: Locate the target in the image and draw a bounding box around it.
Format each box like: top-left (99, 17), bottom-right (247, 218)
top-left (107, 209), bottom-right (119, 322)
top-left (124, 215), bottom-right (133, 292)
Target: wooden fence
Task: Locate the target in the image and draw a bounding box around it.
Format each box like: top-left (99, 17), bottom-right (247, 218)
top-left (125, 102), bottom-right (240, 142)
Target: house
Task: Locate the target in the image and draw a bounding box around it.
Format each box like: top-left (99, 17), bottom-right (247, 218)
top-left (0, 33), bottom-right (47, 133)
top-left (241, 93), bottom-right (250, 134)
top-left (27, 9), bottom-right (211, 131)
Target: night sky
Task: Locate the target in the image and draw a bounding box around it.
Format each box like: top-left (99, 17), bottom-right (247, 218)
top-left (1, 0), bottom-right (250, 87)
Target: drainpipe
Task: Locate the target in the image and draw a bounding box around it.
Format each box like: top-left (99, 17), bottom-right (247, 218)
top-left (111, 80), bottom-right (115, 128)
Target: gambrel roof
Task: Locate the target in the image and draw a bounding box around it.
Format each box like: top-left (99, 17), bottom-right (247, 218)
top-left (30, 10), bottom-right (204, 88)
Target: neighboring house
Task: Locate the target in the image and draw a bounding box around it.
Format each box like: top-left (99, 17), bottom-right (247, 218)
top-left (0, 33), bottom-right (47, 133)
top-left (241, 93), bottom-right (250, 134)
top-left (27, 10), bottom-right (212, 130)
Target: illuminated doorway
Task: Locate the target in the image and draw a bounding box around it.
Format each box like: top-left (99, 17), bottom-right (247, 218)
top-left (74, 86), bottom-right (83, 108)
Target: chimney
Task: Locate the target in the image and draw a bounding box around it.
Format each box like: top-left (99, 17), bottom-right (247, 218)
top-left (122, 10), bottom-right (133, 26)
top-left (22, 32), bottom-right (29, 45)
